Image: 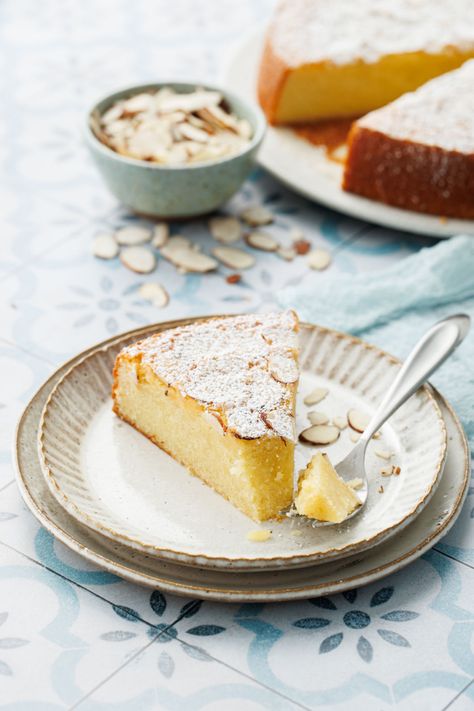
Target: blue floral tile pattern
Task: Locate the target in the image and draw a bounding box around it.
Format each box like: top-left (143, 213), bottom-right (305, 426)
top-left (0, 0), bottom-right (473, 708)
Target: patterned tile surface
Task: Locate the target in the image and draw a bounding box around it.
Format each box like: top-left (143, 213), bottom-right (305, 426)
top-left (0, 0), bottom-right (472, 708)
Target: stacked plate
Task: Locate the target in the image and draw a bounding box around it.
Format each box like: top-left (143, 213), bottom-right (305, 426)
top-left (15, 318), bottom-right (470, 601)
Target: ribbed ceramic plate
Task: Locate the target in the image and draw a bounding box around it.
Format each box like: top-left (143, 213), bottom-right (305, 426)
top-left (223, 33), bottom-right (474, 238)
top-left (38, 317), bottom-right (447, 571)
top-left (17, 348), bottom-right (468, 601)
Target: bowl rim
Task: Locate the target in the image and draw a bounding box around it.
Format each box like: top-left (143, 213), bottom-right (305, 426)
top-left (84, 79), bottom-right (267, 172)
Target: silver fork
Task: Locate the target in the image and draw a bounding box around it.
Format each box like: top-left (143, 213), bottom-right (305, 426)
top-left (312, 313), bottom-right (470, 527)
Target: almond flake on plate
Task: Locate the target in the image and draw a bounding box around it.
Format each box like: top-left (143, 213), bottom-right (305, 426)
top-left (380, 466), bottom-right (393, 477)
top-left (209, 216), bottom-right (242, 244)
top-left (308, 248), bottom-right (331, 270)
top-left (245, 230), bottom-right (279, 252)
top-left (348, 478), bottom-right (364, 490)
top-left (303, 387), bottom-right (328, 406)
top-left (374, 449), bottom-right (393, 460)
top-left (299, 424), bottom-right (340, 445)
top-left (348, 409), bottom-right (370, 433)
top-left (350, 431), bottom-right (361, 443)
top-left (92, 233), bottom-right (119, 260)
top-left (307, 411), bottom-right (329, 425)
top-left (241, 206), bottom-right (273, 226)
top-left (115, 226), bottom-right (152, 246)
top-left (162, 235), bottom-right (191, 253)
top-left (138, 282), bottom-right (169, 308)
top-left (332, 415), bottom-right (348, 430)
top-left (120, 246), bottom-right (156, 274)
top-left (211, 246), bottom-right (255, 270)
top-left (151, 223), bottom-right (169, 248)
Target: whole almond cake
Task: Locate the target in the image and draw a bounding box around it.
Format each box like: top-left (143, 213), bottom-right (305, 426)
top-left (112, 312), bottom-right (299, 522)
top-left (343, 60), bottom-right (474, 218)
top-left (258, 0), bottom-right (474, 124)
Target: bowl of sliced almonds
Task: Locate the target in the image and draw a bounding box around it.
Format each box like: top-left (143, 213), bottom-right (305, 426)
top-left (86, 81), bottom-right (266, 218)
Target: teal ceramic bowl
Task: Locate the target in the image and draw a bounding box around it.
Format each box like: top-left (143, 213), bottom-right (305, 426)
top-left (85, 81), bottom-right (266, 218)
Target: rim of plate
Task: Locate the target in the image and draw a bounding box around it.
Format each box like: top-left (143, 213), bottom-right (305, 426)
top-left (37, 316), bottom-right (448, 568)
top-left (15, 380), bottom-right (469, 600)
top-left (222, 31), bottom-right (474, 239)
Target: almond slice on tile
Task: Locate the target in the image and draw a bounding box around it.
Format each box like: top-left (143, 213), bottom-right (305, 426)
top-left (163, 247), bottom-right (218, 273)
top-left (115, 226), bottom-right (152, 246)
top-left (277, 246), bottom-right (296, 261)
top-left (348, 409), bottom-right (370, 433)
top-left (268, 355), bottom-right (298, 384)
top-left (303, 387), bottom-right (328, 406)
top-left (374, 449), bottom-right (393, 461)
top-left (92, 233), bottom-right (119, 259)
top-left (162, 235), bottom-right (191, 253)
top-left (299, 424), bottom-right (340, 445)
top-left (209, 216), bottom-right (242, 244)
top-left (308, 248), bottom-right (331, 270)
top-left (120, 246), bottom-right (156, 274)
top-left (332, 415), bottom-right (348, 430)
top-left (241, 206), bottom-right (273, 226)
top-left (211, 246), bottom-right (255, 270)
top-left (138, 282), bottom-right (169, 308)
top-left (245, 231), bottom-right (279, 252)
top-left (307, 411), bottom-right (329, 425)
top-left (151, 223), bottom-right (169, 248)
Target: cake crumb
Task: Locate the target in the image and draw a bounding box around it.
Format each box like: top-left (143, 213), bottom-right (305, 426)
top-left (247, 529), bottom-right (272, 542)
top-left (378, 485), bottom-right (384, 493)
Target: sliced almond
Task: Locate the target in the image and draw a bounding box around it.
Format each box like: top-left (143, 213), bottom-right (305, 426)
top-left (332, 415), bottom-right (348, 430)
top-left (158, 90), bottom-right (222, 114)
top-left (245, 231), bottom-right (279, 252)
top-left (374, 449), bottom-right (393, 461)
top-left (350, 431), bottom-right (361, 443)
top-left (380, 467), bottom-right (393, 477)
top-left (162, 247), bottom-right (217, 273)
top-left (393, 465), bottom-right (401, 476)
top-left (209, 216), bottom-right (242, 244)
top-left (151, 223), bottom-right (169, 248)
top-left (116, 226), bottom-right (151, 246)
top-left (162, 235), bottom-right (191, 253)
top-left (138, 282), bottom-right (169, 308)
top-left (277, 246), bottom-right (296, 261)
top-left (348, 409), bottom-right (370, 433)
top-left (378, 485), bottom-right (384, 494)
top-left (268, 355), bottom-right (298, 384)
top-left (307, 411), bottom-right (329, 426)
top-left (290, 226), bottom-right (305, 242)
top-left (308, 249), bottom-right (331, 271)
top-left (212, 246), bottom-right (255, 270)
top-left (347, 478), bottom-right (364, 490)
top-left (299, 424), bottom-right (340, 445)
top-left (303, 387), bottom-right (328, 406)
top-left (120, 246), bottom-right (156, 274)
top-left (372, 431), bottom-right (381, 439)
top-left (241, 206), bottom-right (273, 226)
top-left (92, 233), bottom-right (119, 259)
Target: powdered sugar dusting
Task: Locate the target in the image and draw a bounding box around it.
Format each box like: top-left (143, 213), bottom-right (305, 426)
top-left (357, 59), bottom-right (474, 154)
top-left (124, 311), bottom-right (299, 440)
top-left (270, 0), bottom-right (474, 67)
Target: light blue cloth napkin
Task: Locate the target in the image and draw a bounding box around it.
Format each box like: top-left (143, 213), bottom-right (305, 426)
top-left (278, 235), bottom-right (474, 448)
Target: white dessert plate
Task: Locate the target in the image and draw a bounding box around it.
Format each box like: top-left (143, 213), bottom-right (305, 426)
top-left (16, 363), bottom-right (469, 601)
top-left (223, 33), bottom-right (474, 238)
top-left (38, 317), bottom-right (446, 571)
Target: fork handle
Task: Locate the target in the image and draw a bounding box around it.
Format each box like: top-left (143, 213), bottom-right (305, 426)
top-left (361, 314), bottom-right (470, 444)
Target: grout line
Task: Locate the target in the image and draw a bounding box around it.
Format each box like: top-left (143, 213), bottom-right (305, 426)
top-left (69, 635), bottom-right (158, 710)
top-left (440, 677), bottom-right (474, 710)
top-left (0, 479), bottom-right (14, 495)
top-left (434, 547), bottom-right (474, 573)
top-left (0, 539), bottom-right (186, 631)
top-left (0, 337), bottom-right (57, 367)
top-left (175, 635), bottom-right (312, 711)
